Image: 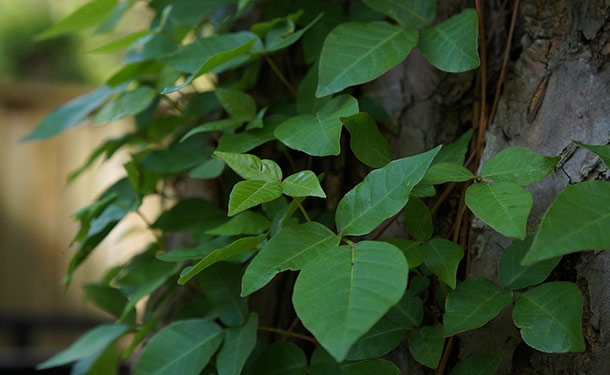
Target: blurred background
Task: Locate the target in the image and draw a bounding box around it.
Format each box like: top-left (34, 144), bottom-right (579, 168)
top-left (0, 0), bottom-right (154, 372)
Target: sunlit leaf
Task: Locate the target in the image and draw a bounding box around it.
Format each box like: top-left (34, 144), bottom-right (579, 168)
top-left (281, 170), bottom-right (326, 198)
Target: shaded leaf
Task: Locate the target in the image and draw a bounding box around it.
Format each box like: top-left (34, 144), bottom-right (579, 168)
top-left (215, 151), bottom-right (283, 182)
top-left (341, 359), bottom-right (400, 375)
top-left (341, 112), bottom-right (392, 168)
top-left (316, 22), bottom-right (418, 97)
top-left (134, 319), bottom-right (223, 375)
top-left (199, 263), bottom-right (249, 327)
top-left (89, 30), bottom-right (150, 53)
top-left (217, 313), bottom-right (258, 375)
top-left (512, 282), bottom-right (584, 352)
top-left (433, 129), bottom-right (473, 165)
top-left (216, 88), bottom-right (257, 122)
top-left (228, 180), bottom-right (283, 216)
top-left (242, 222), bottom-right (340, 296)
top-left (293, 241), bottom-right (408, 361)
top-left (466, 182), bottom-right (532, 240)
top-left (93, 86), bottom-right (156, 124)
top-left (409, 325), bottom-right (445, 369)
top-left (35, 0), bottom-right (117, 40)
top-left (152, 198), bottom-right (225, 232)
top-left (450, 352), bottom-right (502, 375)
top-left (404, 196), bottom-right (433, 240)
top-left (388, 290), bottom-right (424, 328)
top-left (140, 143), bottom-right (212, 174)
top-left (190, 158), bottom-right (225, 180)
top-left (275, 95), bottom-right (359, 156)
top-left (217, 114), bottom-right (286, 153)
top-left (207, 211), bottom-right (270, 236)
top-left (297, 62), bottom-right (332, 114)
top-left (363, 0), bottom-right (435, 28)
top-left (443, 278), bottom-right (513, 336)
top-left (281, 170), bottom-right (326, 197)
top-left (523, 181), bottom-right (610, 264)
top-left (181, 119), bottom-right (244, 142)
top-left (480, 147), bottom-right (560, 186)
top-left (346, 318), bottom-right (407, 360)
top-left (422, 238), bottom-right (464, 289)
top-left (265, 13), bottom-right (322, 52)
top-left (498, 234), bottom-right (560, 289)
top-left (418, 9), bottom-right (479, 72)
top-left (308, 347), bottom-right (342, 375)
top-left (250, 342), bottom-right (307, 375)
top-left (386, 238), bottom-right (424, 269)
top-left (156, 237), bottom-right (233, 262)
top-left (574, 141), bottom-right (610, 168)
top-left (336, 146), bottom-right (440, 236)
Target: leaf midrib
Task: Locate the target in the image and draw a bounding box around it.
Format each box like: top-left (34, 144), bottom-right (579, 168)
top-left (151, 328), bottom-right (220, 375)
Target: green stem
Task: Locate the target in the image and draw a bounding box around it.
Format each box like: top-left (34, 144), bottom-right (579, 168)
top-left (264, 54), bottom-right (297, 98)
top-left (294, 198), bottom-right (311, 222)
top-left (258, 326), bottom-right (317, 343)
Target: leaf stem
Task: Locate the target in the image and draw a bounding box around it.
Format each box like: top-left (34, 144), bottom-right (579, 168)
top-left (258, 326), bottom-right (317, 343)
top-left (294, 198), bottom-right (311, 222)
top-left (264, 54), bottom-right (297, 98)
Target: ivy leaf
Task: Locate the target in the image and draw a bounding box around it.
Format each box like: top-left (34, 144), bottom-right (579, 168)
top-left (422, 238), bottom-right (464, 289)
top-left (388, 290), bottom-right (424, 328)
top-left (574, 141), bottom-right (610, 168)
top-left (498, 234), bottom-right (560, 289)
top-left (336, 146), bottom-right (440, 236)
top-left (250, 342), bottom-right (307, 375)
top-left (199, 263), bottom-right (249, 327)
top-left (386, 238), bottom-right (424, 269)
top-left (362, 0), bottom-right (435, 28)
top-left (93, 86), bottom-right (156, 124)
top-left (409, 325), bottom-right (445, 369)
top-left (433, 129), bottom-right (473, 165)
top-left (346, 318), bottom-right (407, 360)
top-left (480, 147), bottom-right (560, 186)
top-left (228, 180), bottom-right (283, 216)
top-left (216, 88), bottom-right (257, 122)
top-left (404, 196), bottom-right (433, 240)
top-left (190, 158), bottom-right (225, 180)
top-left (341, 359), bottom-right (401, 375)
top-left (523, 181), bottom-right (610, 264)
top-left (22, 85), bottom-right (125, 141)
top-left (134, 319), bottom-right (223, 375)
top-left (152, 198), bottom-right (225, 233)
top-left (178, 237), bottom-right (264, 285)
top-left (293, 241), bottom-right (408, 361)
top-left (275, 95), bottom-right (359, 156)
top-left (316, 22), bottom-right (418, 97)
top-left (420, 163), bottom-right (475, 185)
top-left (281, 170), bottom-right (326, 198)
top-left (340, 112), bottom-right (393, 168)
top-left (214, 151), bottom-right (283, 182)
top-left (37, 324), bottom-right (128, 370)
top-left (216, 313), bottom-right (258, 375)
top-left (512, 282), bottom-right (585, 352)
top-left (418, 9), bottom-right (480, 72)
top-left (35, 0), bottom-right (117, 40)
top-left (449, 352), bottom-right (502, 375)
top-left (206, 211), bottom-right (270, 236)
top-left (465, 182), bottom-right (533, 240)
top-left (242, 222), bottom-right (340, 296)
top-left (443, 278), bottom-right (513, 336)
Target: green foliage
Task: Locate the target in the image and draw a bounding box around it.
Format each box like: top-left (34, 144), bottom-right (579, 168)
top-left (31, 1), bottom-right (608, 373)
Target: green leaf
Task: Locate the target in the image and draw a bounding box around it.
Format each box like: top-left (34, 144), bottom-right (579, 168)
top-left (386, 238), bottom-right (424, 269)
top-left (316, 22), bottom-right (418, 97)
top-left (281, 170), bottom-right (326, 197)
top-left (421, 163), bottom-right (475, 185)
top-left (217, 114), bottom-right (286, 153)
top-left (336, 146), bottom-right (440, 236)
top-left (82, 284), bottom-right (130, 320)
top-left (199, 263), bottom-right (249, 327)
top-left (207, 211), bottom-right (270, 236)
top-left (309, 347), bottom-right (342, 375)
top-left (498, 234), bottom-right (560, 289)
top-left (178, 236), bottom-right (264, 285)
top-left (160, 32), bottom-right (261, 73)
top-left (512, 282), bottom-right (585, 352)
top-left (140, 143), bottom-right (213, 174)
top-left (297, 63), bottom-right (332, 114)
top-left (214, 151), bottom-right (283, 182)
top-left (242, 222), bottom-right (340, 296)
top-left (404, 196), bottom-right (433, 240)
top-left (363, 0), bottom-right (435, 28)
top-left (37, 324), bottom-right (128, 369)
top-left (523, 181), bottom-right (610, 264)
top-left (341, 359), bottom-right (400, 375)
top-left (89, 30), bottom-right (150, 53)
top-left (275, 95), bottom-right (359, 156)
top-left (409, 325), bottom-right (445, 369)
top-left (216, 313), bottom-right (258, 375)
top-left (190, 158), bottom-right (225, 180)
top-left (480, 147), bottom-right (560, 185)
top-left (156, 237), bottom-right (232, 262)
top-left (72, 343), bottom-right (120, 375)
top-left (443, 278), bottom-right (513, 336)
top-left (341, 112), bottom-right (393, 168)
top-left (293, 241), bottom-right (408, 361)
top-left (346, 318), bottom-right (407, 360)
top-left (152, 198), bottom-right (225, 232)
top-left (422, 238), bottom-right (464, 289)
top-left (250, 342), bottom-right (307, 375)
top-left (265, 13), bottom-right (323, 52)
top-left (418, 9), bottom-right (480, 72)
top-left (574, 141), bottom-right (610, 168)
top-left (22, 85), bottom-right (125, 141)
top-left (134, 319), bottom-right (223, 375)
top-left (181, 119), bottom-right (244, 142)
top-left (465, 182), bottom-right (533, 240)
top-left (388, 290), bottom-right (424, 328)
top-left (216, 88), bottom-right (257, 122)
top-left (228, 180), bottom-right (284, 216)
top-left (433, 129), bottom-right (473, 165)
top-left (93, 86), bottom-right (156, 124)
top-left (35, 0), bottom-right (117, 40)
top-left (450, 352), bottom-right (502, 375)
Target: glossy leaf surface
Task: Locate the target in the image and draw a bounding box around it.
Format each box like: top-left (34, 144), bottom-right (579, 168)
top-left (228, 180), bottom-right (283, 216)
top-left (281, 170), bottom-right (326, 197)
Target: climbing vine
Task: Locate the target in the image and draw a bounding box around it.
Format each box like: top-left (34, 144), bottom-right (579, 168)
top-left (28, 0), bottom-right (610, 374)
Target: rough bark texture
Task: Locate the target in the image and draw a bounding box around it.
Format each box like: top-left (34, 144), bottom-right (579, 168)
top-left (363, 0), bottom-right (609, 373)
